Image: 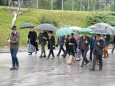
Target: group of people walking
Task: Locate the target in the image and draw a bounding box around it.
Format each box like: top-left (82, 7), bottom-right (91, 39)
top-left (7, 26), bottom-right (115, 71)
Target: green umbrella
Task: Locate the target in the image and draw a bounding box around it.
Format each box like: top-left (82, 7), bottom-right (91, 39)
top-left (69, 26), bottom-right (81, 31)
top-left (79, 28), bottom-right (92, 34)
top-left (56, 27), bottom-right (73, 36)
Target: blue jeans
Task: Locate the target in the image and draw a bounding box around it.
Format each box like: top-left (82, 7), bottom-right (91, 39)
top-left (10, 48), bottom-right (19, 67)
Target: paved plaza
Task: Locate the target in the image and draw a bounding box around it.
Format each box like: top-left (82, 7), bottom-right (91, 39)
top-left (0, 49), bottom-right (115, 86)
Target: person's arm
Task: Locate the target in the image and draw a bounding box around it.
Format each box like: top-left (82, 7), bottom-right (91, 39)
top-left (97, 40), bottom-right (104, 49)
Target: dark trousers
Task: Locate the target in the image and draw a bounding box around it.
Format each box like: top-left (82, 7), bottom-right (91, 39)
top-left (57, 45), bottom-right (66, 56)
top-left (41, 44), bottom-right (46, 56)
top-left (48, 49), bottom-right (54, 57)
top-left (112, 44), bottom-right (115, 53)
top-left (10, 48), bottom-right (19, 67)
top-left (81, 49), bottom-right (89, 65)
top-left (89, 48), bottom-right (93, 61)
top-left (92, 55), bottom-right (102, 70)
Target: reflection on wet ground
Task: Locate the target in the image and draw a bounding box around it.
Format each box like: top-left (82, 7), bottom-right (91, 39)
top-left (0, 50), bottom-right (115, 86)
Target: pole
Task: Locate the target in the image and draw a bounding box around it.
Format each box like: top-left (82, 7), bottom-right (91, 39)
top-left (37, 0), bottom-right (38, 9)
top-left (62, 0), bottom-right (64, 10)
top-left (94, 0), bottom-right (96, 11)
top-left (113, 0), bottom-right (115, 11)
top-left (87, 0), bottom-right (89, 11)
top-left (51, 0), bottom-right (53, 10)
top-left (80, 0), bottom-right (82, 11)
top-left (72, 0), bottom-right (74, 11)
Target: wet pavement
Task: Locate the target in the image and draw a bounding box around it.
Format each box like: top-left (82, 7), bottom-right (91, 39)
top-left (0, 48), bottom-right (115, 86)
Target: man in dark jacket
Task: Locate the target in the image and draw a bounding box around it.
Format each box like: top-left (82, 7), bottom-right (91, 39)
top-left (78, 32), bottom-right (90, 67)
top-left (90, 34), bottom-right (104, 71)
top-left (47, 31), bottom-right (55, 59)
top-left (38, 30), bottom-right (48, 58)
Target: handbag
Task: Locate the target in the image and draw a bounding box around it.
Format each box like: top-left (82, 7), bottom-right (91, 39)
top-left (66, 55), bottom-right (73, 65)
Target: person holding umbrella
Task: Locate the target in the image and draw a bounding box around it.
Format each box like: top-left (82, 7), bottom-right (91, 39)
top-left (57, 36), bottom-right (66, 57)
top-left (28, 28), bottom-right (37, 55)
top-left (66, 34), bottom-right (76, 64)
top-left (47, 31), bottom-right (55, 59)
top-left (78, 32), bottom-right (90, 67)
top-left (90, 34), bottom-right (104, 71)
top-left (38, 30), bottom-right (48, 58)
top-left (6, 26), bottom-right (20, 70)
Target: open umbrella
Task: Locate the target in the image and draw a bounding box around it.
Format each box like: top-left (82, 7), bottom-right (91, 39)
top-left (93, 23), bottom-right (115, 35)
top-left (90, 29), bottom-right (107, 34)
top-left (20, 23), bottom-right (35, 29)
top-left (79, 28), bottom-right (92, 34)
top-left (36, 23), bottom-right (57, 31)
top-left (56, 27), bottom-right (73, 36)
top-left (69, 26), bottom-right (81, 31)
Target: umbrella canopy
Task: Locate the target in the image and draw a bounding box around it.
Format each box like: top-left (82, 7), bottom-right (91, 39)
top-left (79, 28), bottom-right (92, 34)
top-left (93, 23), bottom-right (115, 35)
top-left (69, 26), bottom-right (81, 31)
top-left (20, 23), bottom-right (35, 29)
top-left (90, 29), bottom-right (107, 34)
top-left (56, 27), bottom-right (73, 36)
top-left (36, 23), bottom-right (57, 31)
top-left (89, 25), bottom-right (96, 29)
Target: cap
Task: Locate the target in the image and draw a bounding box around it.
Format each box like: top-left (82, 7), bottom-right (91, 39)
top-left (11, 26), bottom-right (17, 30)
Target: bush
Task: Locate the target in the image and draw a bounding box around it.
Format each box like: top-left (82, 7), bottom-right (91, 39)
top-left (87, 12), bottom-right (115, 26)
top-left (39, 14), bottom-right (59, 27)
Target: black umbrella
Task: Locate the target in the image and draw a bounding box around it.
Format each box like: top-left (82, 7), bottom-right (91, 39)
top-left (36, 23), bottom-right (57, 31)
top-left (20, 23), bottom-right (35, 29)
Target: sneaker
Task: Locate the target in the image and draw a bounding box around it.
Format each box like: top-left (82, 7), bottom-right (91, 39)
top-left (57, 55), bottom-right (59, 57)
top-left (35, 52), bottom-right (37, 54)
top-left (43, 55), bottom-right (46, 58)
top-left (85, 61), bottom-right (89, 65)
top-left (10, 67), bottom-right (16, 70)
top-left (99, 69), bottom-right (102, 71)
top-left (81, 65), bottom-right (84, 67)
top-left (28, 53), bottom-right (32, 55)
top-left (39, 56), bottom-right (42, 58)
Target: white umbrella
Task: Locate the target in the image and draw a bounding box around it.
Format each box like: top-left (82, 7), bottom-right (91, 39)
top-left (93, 23), bottom-right (115, 35)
